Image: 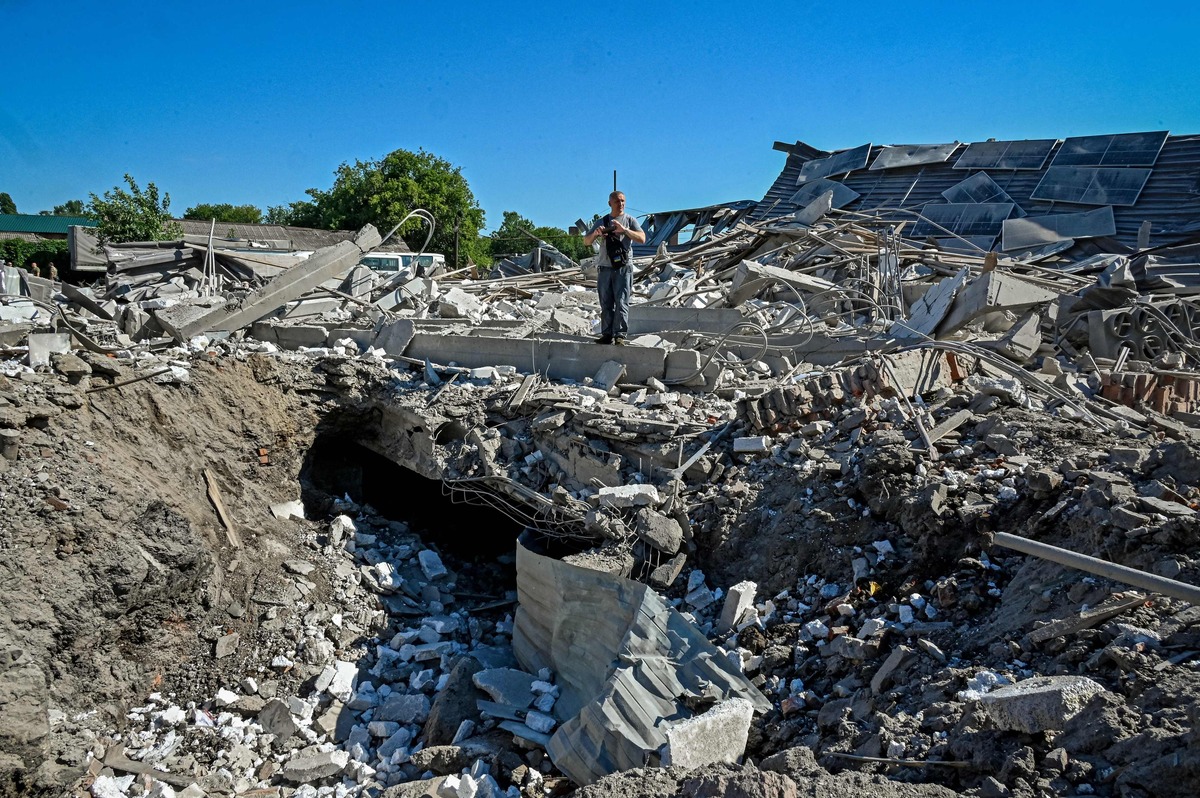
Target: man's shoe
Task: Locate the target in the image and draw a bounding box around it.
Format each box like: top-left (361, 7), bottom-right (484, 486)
top-left (594, 335), bottom-right (613, 345)
top-left (613, 337), bottom-right (627, 346)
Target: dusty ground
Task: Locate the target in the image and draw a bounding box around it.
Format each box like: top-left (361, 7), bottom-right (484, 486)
top-left (2, 345), bottom-right (1199, 798)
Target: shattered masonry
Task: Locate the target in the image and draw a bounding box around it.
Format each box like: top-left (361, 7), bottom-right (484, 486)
top-left (2, 128), bottom-right (1200, 798)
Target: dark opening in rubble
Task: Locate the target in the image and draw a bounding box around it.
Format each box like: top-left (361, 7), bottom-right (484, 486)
top-left (301, 436), bottom-right (522, 560)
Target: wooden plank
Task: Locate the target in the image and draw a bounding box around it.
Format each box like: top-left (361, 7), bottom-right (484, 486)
top-left (203, 469), bottom-right (242, 548)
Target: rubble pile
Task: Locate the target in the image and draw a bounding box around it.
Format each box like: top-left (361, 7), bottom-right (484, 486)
top-left (1, 183), bottom-right (1200, 798)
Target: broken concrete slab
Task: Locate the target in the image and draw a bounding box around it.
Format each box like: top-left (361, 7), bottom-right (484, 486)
top-left (405, 333), bottom-right (668, 384)
top-left (26, 333), bottom-right (70, 368)
top-left (627, 306), bottom-right (747, 335)
top-left (165, 225), bottom-right (381, 341)
top-left (718, 580), bottom-right (757, 632)
top-left (661, 697), bottom-right (754, 770)
top-left (279, 747), bottom-right (348, 783)
top-left (978, 675), bottom-right (1108, 733)
top-left (471, 668), bottom-right (535, 708)
top-left (634, 508), bottom-right (684, 555)
top-left (938, 271), bottom-right (1065, 336)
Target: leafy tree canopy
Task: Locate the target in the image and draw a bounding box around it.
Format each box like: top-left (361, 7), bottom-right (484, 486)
top-left (287, 148), bottom-right (487, 267)
top-left (38, 199), bottom-right (89, 216)
top-left (183, 203), bottom-right (263, 225)
top-left (265, 200), bottom-right (320, 227)
top-left (87, 175), bottom-right (182, 245)
top-left (0, 193), bottom-right (16, 215)
top-left (489, 210), bottom-right (590, 262)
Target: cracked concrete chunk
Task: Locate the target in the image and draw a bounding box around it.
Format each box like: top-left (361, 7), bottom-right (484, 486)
top-left (634, 507), bottom-right (683, 554)
top-left (978, 675), bottom-right (1108, 733)
top-left (661, 698), bottom-right (755, 769)
top-left (280, 747), bottom-right (348, 783)
top-left (471, 668), bottom-right (535, 708)
top-left (213, 632), bottom-right (239, 659)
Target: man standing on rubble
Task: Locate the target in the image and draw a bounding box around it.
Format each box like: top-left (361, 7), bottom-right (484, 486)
top-left (583, 190), bottom-right (645, 345)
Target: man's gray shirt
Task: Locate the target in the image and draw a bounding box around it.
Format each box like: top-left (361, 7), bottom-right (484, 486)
top-left (589, 213), bottom-right (642, 269)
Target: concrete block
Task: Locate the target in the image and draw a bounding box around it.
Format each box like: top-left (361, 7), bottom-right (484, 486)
top-left (472, 668), bottom-right (535, 708)
top-left (314, 699), bottom-right (354, 742)
top-left (939, 271), bottom-right (1063, 336)
top-left (373, 318), bottom-right (416, 357)
top-left (280, 296), bottom-right (343, 319)
top-left (438, 287), bottom-right (484, 319)
top-left (627, 306), bottom-right (746, 335)
top-left (214, 632), bottom-right (239, 659)
top-left (327, 660), bottom-right (358, 701)
top-left (598, 484), bottom-right (661, 508)
top-left (27, 333), bottom-right (70, 368)
top-left (871, 645), bottom-right (916, 694)
top-left (634, 508), bottom-right (683, 554)
top-left (280, 748), bottom-right (349, 783)
top-left (649, 553), bottom-right (687, 589)
top-left (419, 549), bottom-right (448, 580)
top-left (375, 693), bottom-right (432, 725)
top-left (377, 726), bottom-right (414, 759)
top-left (257, 699), bottom-right (298, 740)
top-left (340, 264), bottom-right (377, 297)
top-left (664, 349), bottom-right (707, 387)
top-left (718, 581), bottom-right (758, 633)
top-left (661, 697), bottom-right (754, 769)
top-left (405, 333), bottom-right (666, 384)
top-left (279, 324), bottom-right (337, 350)
top-left (978, 675), bottom-right (1107, 734)
top-left (153, 303), bottom-right (214, 341)
top-left (734, 436), bottom-right (770, 453)
top-left (593, 360), bottom-right (626, 392)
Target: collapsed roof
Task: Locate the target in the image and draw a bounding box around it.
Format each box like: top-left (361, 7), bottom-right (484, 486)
top-left (752, 131), bottom-right (1200, 270)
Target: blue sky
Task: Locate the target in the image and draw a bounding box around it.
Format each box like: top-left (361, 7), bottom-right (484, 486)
top-left (2, 1), bottom-right (1198, 233)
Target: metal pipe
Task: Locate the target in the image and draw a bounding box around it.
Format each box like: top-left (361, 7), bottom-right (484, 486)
top-left (991, 531), bottom-right (1200, 605)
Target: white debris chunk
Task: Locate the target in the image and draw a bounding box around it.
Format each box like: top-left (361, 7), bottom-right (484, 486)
top-left (598, 484), bottom-right (661, 508)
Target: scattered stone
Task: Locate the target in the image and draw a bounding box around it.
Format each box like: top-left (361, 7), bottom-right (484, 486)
top-left (213, 632), bottom-right (239, 659)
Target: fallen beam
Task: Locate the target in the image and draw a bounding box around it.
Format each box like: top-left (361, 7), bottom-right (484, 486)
top-left (160, 224), bottom-right (381, 341)
top-left (992, 531), bottom-right (1200, 605)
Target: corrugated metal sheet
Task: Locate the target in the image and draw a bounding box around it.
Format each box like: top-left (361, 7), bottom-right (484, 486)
top-left (0, 214), bottom-right (96, 235)
top-left (513, 540), bottom-right (770, 786)
top-left (752, 133), bottom-right (1200, 252)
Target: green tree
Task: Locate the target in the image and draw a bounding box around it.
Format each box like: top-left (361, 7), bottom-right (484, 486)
top-left (265, 200), bottom-right (320, 227)
top-left (183, 203), bottom-right (263, 224)
top-left (0, 193), bottom-right (16, 215)
top-left (87, 175), bottom-right (183, 244)
top-left (300, 148), bottom-right (488, 267)
top-left (488, 210), bottom-right (590, 262)
top-left (55, 199), bottom-right (87, 216)
top-left (37, 200), bottom-right (89, 216)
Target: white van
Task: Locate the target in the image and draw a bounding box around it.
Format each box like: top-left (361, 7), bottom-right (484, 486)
top-left (359, 251), bottom-right (446, 276)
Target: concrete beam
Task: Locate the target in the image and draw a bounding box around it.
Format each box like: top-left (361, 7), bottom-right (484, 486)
top-left (627, 306), bottom-right (746, 335)
top-left (166, 225), bottom-right (381, 341)
top-left (727, 260), bottom-right (837, 307)
top-left (938, 271), bottom-right (1064, 336)
top-left (405, 333), bottom-right (667, 383)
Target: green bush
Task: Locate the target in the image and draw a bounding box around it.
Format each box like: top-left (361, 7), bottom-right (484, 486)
top-left (0, 238), bottom-right (70, 270)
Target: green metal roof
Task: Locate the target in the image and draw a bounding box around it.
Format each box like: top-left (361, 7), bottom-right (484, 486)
top-left (0, 213), bottom-right (97, 235)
